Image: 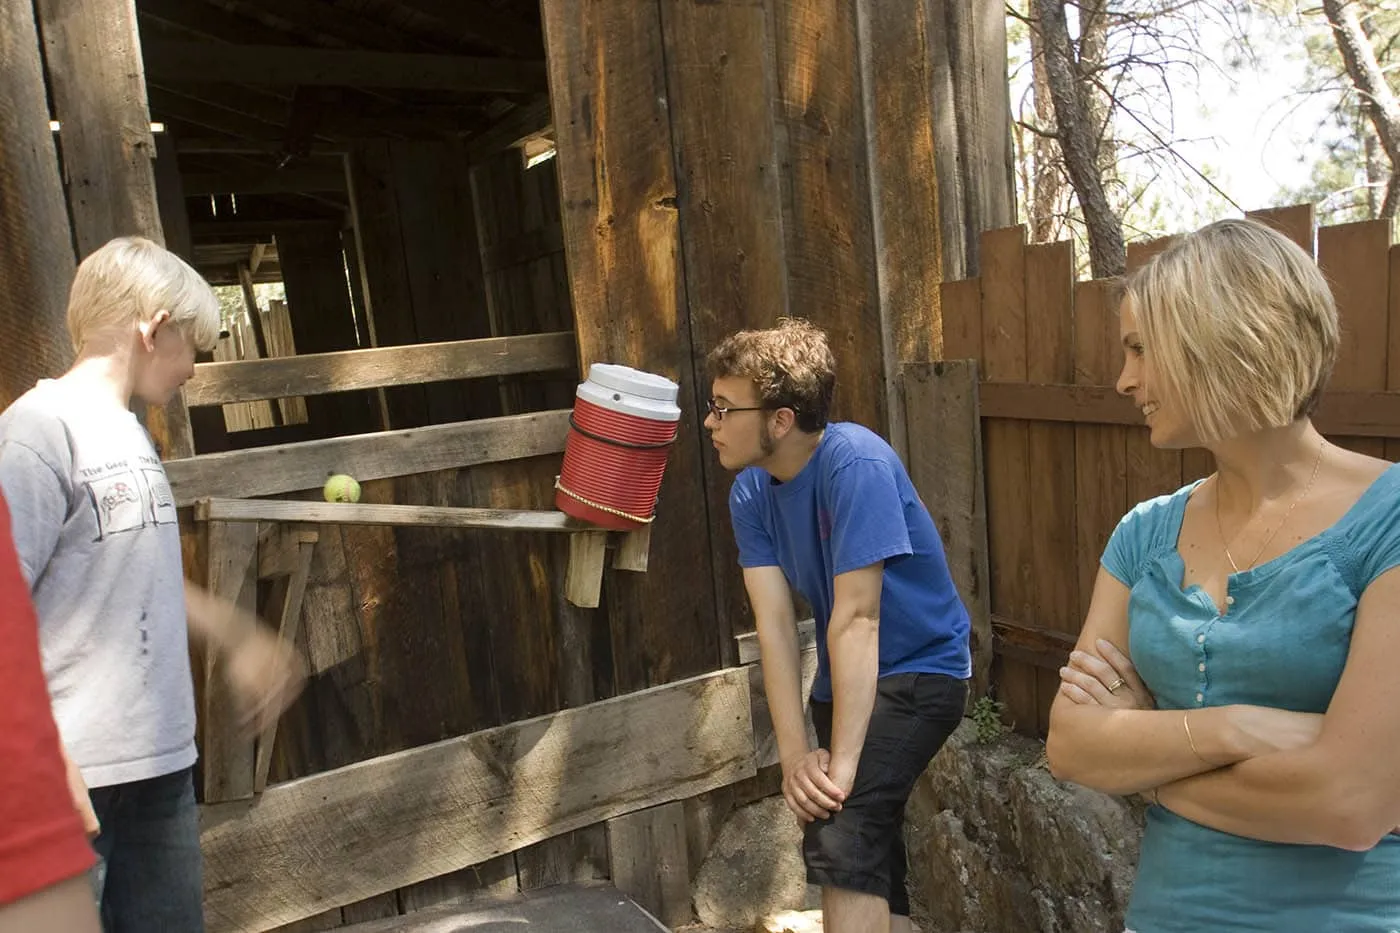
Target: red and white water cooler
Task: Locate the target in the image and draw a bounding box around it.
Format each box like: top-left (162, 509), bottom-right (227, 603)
top-left (554, 363), bottom-right (681, 531)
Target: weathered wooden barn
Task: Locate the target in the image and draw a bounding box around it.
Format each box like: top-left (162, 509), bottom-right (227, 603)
top-left (1, 1), bottom-right (1014, 930)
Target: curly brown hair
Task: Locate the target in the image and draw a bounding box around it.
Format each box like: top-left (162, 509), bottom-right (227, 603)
top-left (706, 317), bottom-right (836, 432)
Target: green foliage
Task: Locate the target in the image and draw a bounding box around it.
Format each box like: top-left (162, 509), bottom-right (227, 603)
top-left (1257, 1), bottom-right (1400, 225)
top-left (970, 695), bottom-right (1010, 745)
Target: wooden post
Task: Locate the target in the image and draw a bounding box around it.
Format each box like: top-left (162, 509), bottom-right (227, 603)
top-left (565, 531), bottom-right (607, 609)
top-left (153, 132), bottom-right (194, 260)
top-left (238, 262), bottom-right (274, 362)
top-left (0, 0), bottom-right (76, 407)
top-left (542, 0), bottom-right (720, 691)
top-left (36, 0), bottom-right (197, 459)
top-left (277, 224), bottom-right (379, 438)
top-left (926, 0), bottom-right (1016, 279)
top-left (654, 0), bottom-right (786, 668)
top-left (613, 526), bottom-right (652, 572)
top-left (980, 226), bottom-right (1037, 733)
top-left (606, 802), bottom-right (692, 928)
top-left (203, 519), bottom-right (259, 802)
top-left (36, 0), bottom-right (161, 256)
top-left (901, 361), bottom-right (992, 701)
top-left (857, 0), bottom-right (946, 460)
top-left (254, 532), bottom-right (316, 793)
top-left (769, 0), bottom-right (884, 432)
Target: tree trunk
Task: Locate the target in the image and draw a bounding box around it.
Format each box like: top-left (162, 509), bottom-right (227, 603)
top-left (1028, 19), bottom-right (1064, 243)
top-left (1034, 0), bottom-right (1124, 278)
top-left (1324, 0), bottom-right (1400, 219)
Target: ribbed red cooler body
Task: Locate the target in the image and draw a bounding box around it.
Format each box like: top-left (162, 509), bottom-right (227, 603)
top-left (555, 365), bottom-right (681, 530)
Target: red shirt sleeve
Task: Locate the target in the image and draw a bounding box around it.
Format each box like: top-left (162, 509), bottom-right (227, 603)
top-left (0, 492), bottom-right (95, 904)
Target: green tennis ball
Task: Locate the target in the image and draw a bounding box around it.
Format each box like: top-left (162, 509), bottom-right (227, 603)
top-left (323, 474), bottom-right (361, 503)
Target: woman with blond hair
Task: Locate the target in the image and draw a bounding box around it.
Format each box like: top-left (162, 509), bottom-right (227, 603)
top-left (1046, 218), bottom-right (1400, 931)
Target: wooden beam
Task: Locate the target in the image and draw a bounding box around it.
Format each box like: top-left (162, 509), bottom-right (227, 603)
top-left (148, 85), bottom-right (286, 142)
top-left (199, 667), bottom-right (755, 932)
top-left (253, 537), bottom-right (314, 793)
top-left (991, 614), bottom-right (1077, 671)
top-left (195, 497), bottom-right (592, 533)
top-left (38, 0), bottom-right (162, 256)
top-left (748, 644), bottom-right (819, 770)
top-left (183, 331), bottom-right (576, 407)
top-left (151, 84), bottom-right (468, 142)
top-left (464, 96), bottom-right (553, 164)
top-left (164, 408), bottom-right (571, 506)
top-left (736, 618), bottom-right (817, 665)
top-left (137, 0), bottom-right (294, 46)
top-left (237, 0), bottom-right (421, 54)
top-left (565, 531), bottom-right (608, 608)
top-left (256, 525), bottom-right (319, 581)
top-left (177, 137), bottom-right (348, 156)
top-left (613, 526), bottom-right (652, 572)
top-left (182, 167), bottom-right (348, 196)
top-left (0, 0), bottom-right (76, 407)
top-left (142, 39), bottom-right (548, 93)
top-left (400, 0), bottom-right (544, 58)
top-left (191, 219), bottom-right (340, 240)
top-left (977, 381), bottom-right (1400, 439)
top-left (606, 803), bottom-right (692, 927)
top-left (153, 133), bottom-right (195, 259)
top-left (203, 520), bottom-right (260, 802)
top-left (236, 262), bottom-right (273, 362)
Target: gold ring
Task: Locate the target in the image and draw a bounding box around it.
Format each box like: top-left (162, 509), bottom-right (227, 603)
top-left (1107, 678), bottom-right (1127, 693)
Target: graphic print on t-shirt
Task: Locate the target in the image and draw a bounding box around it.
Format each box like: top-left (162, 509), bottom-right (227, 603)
top-left (82, 455), bottom-right (177, 540)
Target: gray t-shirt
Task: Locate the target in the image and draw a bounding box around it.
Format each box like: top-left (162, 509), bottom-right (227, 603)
top-left (0, 379), bottom-right (196, 788)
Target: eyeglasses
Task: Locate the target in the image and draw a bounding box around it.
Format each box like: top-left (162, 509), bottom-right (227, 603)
top-left (705, 398), bottom-right (765, 420)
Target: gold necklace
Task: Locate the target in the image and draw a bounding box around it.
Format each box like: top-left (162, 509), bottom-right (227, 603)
top-left (1214, 439), bottom-right (1327, 573)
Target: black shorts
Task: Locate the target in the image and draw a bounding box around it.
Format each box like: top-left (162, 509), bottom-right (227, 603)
top-left (804, 672), bottom-right (968, 916)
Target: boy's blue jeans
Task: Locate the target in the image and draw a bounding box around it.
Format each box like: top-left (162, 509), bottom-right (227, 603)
top-left (89, 767), bottom-right (204, 932)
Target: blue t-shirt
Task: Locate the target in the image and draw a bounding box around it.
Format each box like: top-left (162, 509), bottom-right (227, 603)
top-left (729, 422), bottom-right (972, 702)
top-left (1103, 464), bottom-right (1400, 932)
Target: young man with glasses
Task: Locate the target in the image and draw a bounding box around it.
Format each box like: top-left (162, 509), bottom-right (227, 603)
top-left (704, 318), bottom-right (971, 933)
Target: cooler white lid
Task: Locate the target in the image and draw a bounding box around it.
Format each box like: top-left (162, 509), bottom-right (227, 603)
top-left (586, 363), bottom-right (679, 403)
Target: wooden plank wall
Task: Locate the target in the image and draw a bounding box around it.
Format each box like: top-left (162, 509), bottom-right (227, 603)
top-left (541, 0), bottom-right (977, 665)
top-left (0, 0), bottom-right (75, 407)
top-left (940, 207), bottom-right (1400, 736)
top-left (469, 148), bottom-right (577, 414)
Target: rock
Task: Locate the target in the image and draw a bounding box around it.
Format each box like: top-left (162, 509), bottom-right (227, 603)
top-left (693, 797), bottom-right (819, 930)
top-left (904, 719), bottom-right (1144, 933)
top-left (756, 908), bottom-right (823, 932)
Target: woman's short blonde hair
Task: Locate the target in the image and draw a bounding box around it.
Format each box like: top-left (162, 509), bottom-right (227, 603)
top-left (1122, 218), bottom-right (1340, 443)
top-left (67, 236), bottom-right (221, 353)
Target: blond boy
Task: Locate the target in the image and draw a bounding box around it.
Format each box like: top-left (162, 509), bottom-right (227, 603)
top-left (0, 237), bottom-right (304, 931)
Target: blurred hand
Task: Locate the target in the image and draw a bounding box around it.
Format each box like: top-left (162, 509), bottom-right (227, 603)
top-left (224, 625), bottom-right (306, 737)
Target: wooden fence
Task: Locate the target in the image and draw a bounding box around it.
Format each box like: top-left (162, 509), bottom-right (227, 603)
top-left (933, 205), bottom-right (1400, 736)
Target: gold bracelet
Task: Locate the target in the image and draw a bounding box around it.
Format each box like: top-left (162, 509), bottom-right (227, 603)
top-left (1183, 710), bottom-right (1209, 764)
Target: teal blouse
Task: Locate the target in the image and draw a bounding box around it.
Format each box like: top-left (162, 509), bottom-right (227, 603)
top-left (1102, 464), bottom-right (1400, 932)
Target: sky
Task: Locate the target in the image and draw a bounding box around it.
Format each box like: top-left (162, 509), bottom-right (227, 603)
top-left (1170, 10), bottom-right (1336, 214)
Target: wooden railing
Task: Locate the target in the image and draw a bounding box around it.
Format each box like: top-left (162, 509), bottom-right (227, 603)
top-left (183, 331), bottom-right (576, 407)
